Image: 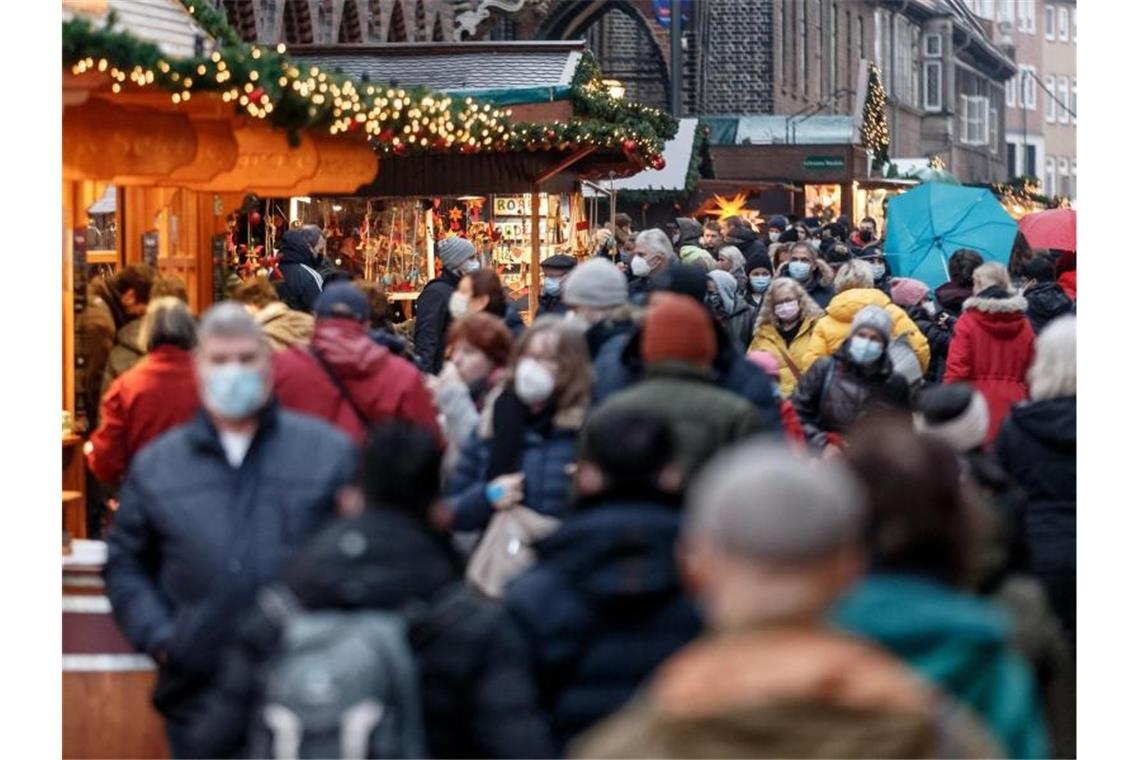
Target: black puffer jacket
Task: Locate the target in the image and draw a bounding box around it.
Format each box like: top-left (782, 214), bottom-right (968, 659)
top-left (413, 269), bottom-right (462, 374)
top-left (905, 304), bottom-right (956, 382)
top-left (275, 231), bottom-right (324, 313)
top-left (503, 493), bottom-right (701, 752)
top-left (995, 396), bottom-right (1076, 646)
top-left (584, 317), bottom-right (636, 362)
top-left (187, 510), bottom-right (554, 759)
top-left (1024, 282), bottom-right (1074, 335)
top-left (791, 346), bottom-right (912, 450)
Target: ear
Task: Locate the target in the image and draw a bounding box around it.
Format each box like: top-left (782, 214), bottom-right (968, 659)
top-left (573, 461), bottom-right (606, 497)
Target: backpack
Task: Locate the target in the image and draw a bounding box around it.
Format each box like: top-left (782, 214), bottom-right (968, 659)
top-left (247, 587), bottom-right (428, 759)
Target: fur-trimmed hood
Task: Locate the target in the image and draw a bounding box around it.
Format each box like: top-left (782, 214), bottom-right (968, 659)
top-left (962, 293), bottom-right (1028, 315)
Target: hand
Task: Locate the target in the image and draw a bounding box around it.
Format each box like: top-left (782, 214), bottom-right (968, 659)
top-left (822, 443), bottom-right (844, 461)
top-left (486, 473), bottom-right (524, 510)
top-left (107, 498), bottom-right (120, 512)
top-left (937, 313), bottom-right (950, 328)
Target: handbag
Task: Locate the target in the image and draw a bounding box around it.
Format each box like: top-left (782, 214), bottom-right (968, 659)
top-left (466, 506), bottom-right (561, 599)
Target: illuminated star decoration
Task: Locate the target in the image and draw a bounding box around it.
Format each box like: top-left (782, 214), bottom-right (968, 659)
top-left (448, 207), bottom-right (464, 223)
top-left (711, 192), bottom-right (750, 221)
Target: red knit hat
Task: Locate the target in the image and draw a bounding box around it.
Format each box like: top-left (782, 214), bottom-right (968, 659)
top-left (641, 292), bottom-right (717, 368)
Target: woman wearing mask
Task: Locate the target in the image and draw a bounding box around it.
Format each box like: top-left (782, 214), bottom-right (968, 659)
top-left (443, 317), bottom-right (592, 533)
top-left (791, 305), bottom-right (911, 456)
top-left (890, 277), bottom-right (955, 382)
top-left (716, 245), bottom-right (747, 290)
top-left (776, 241), bottom-right (835, 309)
top-left (706, 270), bottom-right (755, 352)
top-left (748, 277), bottom-right (823, 398)
top-left (450, 269), bottom-right (525, 337)
top-left (740, 250), bottom-right (773, 337)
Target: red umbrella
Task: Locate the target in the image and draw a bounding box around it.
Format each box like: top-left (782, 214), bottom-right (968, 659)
top-left (1018, 208), bottom-right (1076, 252)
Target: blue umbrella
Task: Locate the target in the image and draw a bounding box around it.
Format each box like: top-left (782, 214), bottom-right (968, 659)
top-left (883, 184), bottom-right (1017, 288)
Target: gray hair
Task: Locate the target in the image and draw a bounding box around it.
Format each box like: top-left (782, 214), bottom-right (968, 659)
top-left (635, 228), bottom-right (677, 264)
top-left (198, 301), bottom-right (268, 347)
top-left (834, 259), bottom-right (875, 292)
top-left (1029, 315), bottom-right (1076, 400)
top-left (142, 296), bottom-right (197, 351)
top-left (685, 440), bottom-right (866, 562)
top-left (973, 261), bottom-right (1011, 294)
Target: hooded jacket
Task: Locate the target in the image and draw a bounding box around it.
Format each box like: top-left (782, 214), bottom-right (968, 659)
top-left (675, 218), bottom-right (716, 271)
top-left (707, 270), bottom-right (756, 351)
top-left (834, 574), bottom-right (1050, 759)
top-left (504, 494), bottom-right (701, 752)
top-left (101, 318), bottom-right (147, 398)
top-left (186, 510), bottom-right (554, 759)
top-left (256, 301), bottom-right (315, 351)
top-left (1023, 282), bottom-right (1074, 335)
top-left (995, 396), bottom-right (1076, 645)
top-left (274, 231), bottom-right (324, 313)
top-left (943, 290), bottom-right (1036, 444)
top-left (272, 318), bottom-right (441, 445)
top-left (414, 268), bottom-right (463, 373)
top-left (804, 288), bottom-right (931, 372)
top-left (80, 277), bottom-right (132, 426)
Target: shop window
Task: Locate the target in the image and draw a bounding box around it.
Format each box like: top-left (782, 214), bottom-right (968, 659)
top-left (1044, 156), bottom-right (1056, 196)
top-left (1018, 1), bottom-right (1036, 34)
top-left (1058, 7), bottom-right (1068, 41)
top-left (1057, 77), bottom-right (1069, 124)
top-left (1019, 66), bottom-right (1036, 110)
top-left (1044, 5), bottom-right (1055, 40)
top-left (1045, 75), bottom-right (1056, 122)
top-left (924, 61), bottom-right (942, 111)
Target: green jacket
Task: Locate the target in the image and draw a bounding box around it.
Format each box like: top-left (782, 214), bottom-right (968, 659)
top-left (101, 319), bottom-right (146, 400)
top-left (590, 361), bottom-right (762, 483)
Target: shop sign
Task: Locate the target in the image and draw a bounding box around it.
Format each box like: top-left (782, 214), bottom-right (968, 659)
top-left (492, 195), bottom-right (548, 217)
top-left (803, 156), bottom-right (846, 170)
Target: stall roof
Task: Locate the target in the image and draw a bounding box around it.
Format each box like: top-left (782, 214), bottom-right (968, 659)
top-left (87, 185), bottom-right (116, 215)
top-left (583, 118), bottom-right (699, 197)
top-left (706, 115), bottom-right (857, 146)
top-left (64, 0), bottom-right (213, 59)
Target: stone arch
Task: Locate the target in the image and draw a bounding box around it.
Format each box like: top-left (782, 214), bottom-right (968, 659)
top-left (283, 0), bottom-right (316, 44)
top-left (432, 13), bottom-right (445, 41)
top-left (339, 0), bottom-right (364, 41)
top-left (414, 0), bottom-right (427, 41)
top-left (388, 0), bottom-right (408, 41)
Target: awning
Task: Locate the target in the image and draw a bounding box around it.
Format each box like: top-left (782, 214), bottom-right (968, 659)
top-left (706, 115), bottom-right (857, 146)
top-left (582, 118), bottom-right (699, 196)
top-left (87, 185), bottom-right (116, 214)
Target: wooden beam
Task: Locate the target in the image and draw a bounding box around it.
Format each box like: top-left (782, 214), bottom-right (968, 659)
top-left (529, 186), bottom-right (540, 321)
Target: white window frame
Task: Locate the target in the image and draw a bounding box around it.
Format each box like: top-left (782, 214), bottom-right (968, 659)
top-left (924, 32), bottom-right (942, 58)
top-left (1058, 158), bottom-right (1070, 196)
top-left (924, 60), bottom-right (943, 111)
top-left (1057, 76), bottom-right (1069, 124)
top-left (990, 106), bottom-right (999, 154)
top-left (1044, 157), bottom-right (1056, 196)
top-left (976, 0), bottom-right (994, 19)
top-left (960, 94), bottom-right (989, 146)
top-left (1019, 65), bottom-right (1036, 110)
top-left (1070, 78), bottom-right (1076, 124)
top-left (1058, 7), bottom-right (1069, 41)
top-left (1006, 78), bottom-right (1017, 108)
top-left (1044, 5), bottom-right (1055, 40)
top-left (1072, 7), bottom-right (1076, 41)
top-left (1018, 1), bottom-right (1036, 33)
top-left (1044, 75), bottom-right (1056, 122)
top-left (996, 0), bottom-right (1013, 25)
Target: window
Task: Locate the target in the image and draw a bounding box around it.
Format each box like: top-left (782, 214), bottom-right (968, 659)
top-left (831, 3), bottom-right (839, 104)
top-left (975, 0), bottom-right (994, 19)
top-left (798, 0), bottom-right (808, 97)
top-left (1057, 76), bottom-right (1069, 124)
top-left (912, 27), bottom-right (921, 108)
top-left (874, 10), bottom-right (888, 95)
top-left (1044, 5), bottom-right (1055, 40)
top-left (894, 15), bottom-right (911, 104)
top-left (1070, 78), bottom-right (1076, 123)
top-left (1020, 65), bottom-right (1036, 110)
top-left (1071, 161), bottom-right (1077, 199)
top-left (1007, 142), bottom-right (1018, 178)
top-left (990, 106), bottom-right (999, 153)
top-left (1006, 78), bottom-right (1017, 108)
top-left (775, 1), bottom-right (783, 89)
top-left (1045, 75), bottom-right (1056, 122)
top-left (1072, 8), bottom-right (1076, 41)
top-left (923, 61), bottom-right (943, 110)
top-left (818, 0), bottom-right (827, 101)
top-left (1018, 1), bottom-right (1036, 33)
top-left (858, 16), bottom-right (865, 62)
top-left (1044, 157), bottom-right (1056, 196)
top-left (960, 94), bottom-right (989, 146)
top-left (924, 33), bottom-right (942, 58)
top-left (996, 0), bottom-right (1013, 25)
top-left (1058, 158), bottom-right (1070, 196)
top-left (1058, 7), bottom-right (1069, 41)
top-left (1025, 144), bottom-right (1037, 178)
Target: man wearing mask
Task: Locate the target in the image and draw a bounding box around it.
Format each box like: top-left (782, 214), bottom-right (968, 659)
top-left (275, 226), bottom-right (326, 313)
top-left (766, 215), bottom-right (788, 244)
top-left (536, 254), bottom-right (577, 317)
top-left (414, 236), bottom-right (480, 374)
top-left (628, 228), bottom-right (678, 304)
top-left (104, 303), bottom-right (356, 758)
top-left (857, 248), bottom-right (892, 296)
top-left (850, 217), bottom-right (880, 252)
top-left (780, 241), bottom-right (835, 309)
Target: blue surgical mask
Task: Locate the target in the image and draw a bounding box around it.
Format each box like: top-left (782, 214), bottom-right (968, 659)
top-left (847, 336), bottom-right (884, 365)
top-left (543, 277), bottom-right (561, 296)
top-left (203, 363), bottom-right (267, 420)
top-left (788, 261), bottom-right (811, 281)
top-left (870, 263), bottom-right (887, 280)
top-left (749, 275), bottom-right (772, 293)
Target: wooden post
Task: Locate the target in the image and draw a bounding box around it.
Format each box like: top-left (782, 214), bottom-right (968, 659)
top-left (529, 186), bottom-right (541, 322)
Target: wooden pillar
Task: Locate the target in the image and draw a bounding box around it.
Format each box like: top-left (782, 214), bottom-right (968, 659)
top-left (529, 187), bottom-right (541, 321)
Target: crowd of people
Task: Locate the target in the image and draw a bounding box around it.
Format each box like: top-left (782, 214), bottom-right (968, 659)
top-left (80, 210), bottom-right (1077, 759)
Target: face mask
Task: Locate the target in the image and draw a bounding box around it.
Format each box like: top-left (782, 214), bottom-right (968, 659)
top-left (847, 336), bottom-right (884, 365)
top-left (706, 292), bottom-right (727, 316)
top-left (459, 258), bottom-right (481, 275)
top-left (514, 357), bottom-right (556, 405)
top-left (749, 275), bottom-right (772, 293)
top-left (448, 292), bottom-right (469, 319)
top-left (774, 301), bottom-right (801, 322)
top-left (922, 300), bottom-right (937, 318)
top-left (203, 363), bottom-right (266, 421)
top-left (769, 230), bottom-right (781, 242)
top-left (859, 229), bottom-right (874, 243)
top-left (630, 255), bottom-right (652, 278)
top-left (542, 278), bottom-right (561, 296)
top-left (870, 263), bottom-right (886, 280)
top-left (787, 261), bottom-right (811, 281)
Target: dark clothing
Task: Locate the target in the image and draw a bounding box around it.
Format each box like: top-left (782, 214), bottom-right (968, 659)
top-left (536, 292), bottom-right (569, 318)
top-left (103, 403), bottom-right (356, 729)
top-left (804, 271), bottom-right (835, 310)
top-left (79, 278), bottom-right (130, 429)
top-left (776, 321), bottom-right (800, 346)
top-left (275, 232), bottom-right (323, 313)
top-left (995, 396), bottom-right (1076, 645)
top-left (187, 510), bottom-right (554, 759)
top-left (905, 304), bottom-right (956, 383)
top-left (413, 269), bottom-right (462, 374)
top-left (504, 495), bottom-right (701, 752)
top-left (933, 281), bottom-right (974, 318)
top-left (627, 275), bottom-right (651, 306)
top-left (1024, 282), bottom-right (1074, 335)
top-left (791, 352), bottom-right (911, 451)
top-left (584, 318), bottom-right (636, 362)
top-left (504, 303), bottom-right (527, 337)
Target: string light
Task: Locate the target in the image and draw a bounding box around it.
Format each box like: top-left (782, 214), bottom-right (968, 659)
top-left (860, 63), bottom-right (890, 170)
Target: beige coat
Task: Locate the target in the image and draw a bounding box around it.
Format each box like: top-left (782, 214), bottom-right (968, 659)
top-left (257, 302), bottom-right (315, 352)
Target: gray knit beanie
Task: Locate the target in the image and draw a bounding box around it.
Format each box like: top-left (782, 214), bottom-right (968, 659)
top-left (562, 258), bottom-right (629, 308)
top-left (437, 236), bottom-right (476, 272)
top-left (850, 304), bottom-right (893, 343)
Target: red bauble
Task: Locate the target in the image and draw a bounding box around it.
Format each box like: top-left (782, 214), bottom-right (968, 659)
top-left (622, 138), bottom-right (638, 153)
top-left (250, 87), bottom-right (265, 103)
top-left (378, 129), bottom-right (394, 144)
top-left (248, 211), bottom-right (262, 226)
top-left (347, 120), bottom-right (361, 132)
top-left (651, 156), bottom-right (666, 170)
top-left (545, 129), bottom-right (556, 139)
top-left (393, 142), bottom-right (407, 156)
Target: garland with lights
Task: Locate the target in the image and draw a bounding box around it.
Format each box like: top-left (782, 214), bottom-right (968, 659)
top-left (618, 122), bottom-right (711, 205)
top-left (968, 176), bottom-right (1071, 211)
top-left (860, 63), bottom-right (890, 170)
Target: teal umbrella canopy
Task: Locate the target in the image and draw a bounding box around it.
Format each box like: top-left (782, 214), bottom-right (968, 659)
top-left (884, 184), bottom-right (1017, 288)
top-left (910, 166), bottom-right (961, 185)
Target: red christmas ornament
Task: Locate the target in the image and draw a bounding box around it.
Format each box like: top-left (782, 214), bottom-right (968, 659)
top-left (622, 138), bottom-right (638, 153)
top-left (545, 129), bottom-right (556, 139)
top-left (248, 210), bottom-right (262, 227)
top-left (650, 155), bottom-right (666, 171)
top-left (393, 142), bottom-right (407, 156)
top-left (378, 129), bottom-right (394, 144)
top-left (250, 87), bottom-right (265, 103)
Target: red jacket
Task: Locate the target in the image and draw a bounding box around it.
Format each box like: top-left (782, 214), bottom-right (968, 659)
top-left (1057, 270), bottom-right (1076, 301)
top-left (87, 345), bottom-right (201, 484)
top-left (273, 318), bottom-right (442, 445)
top-left (943, 293), bottom-right (1036, 445)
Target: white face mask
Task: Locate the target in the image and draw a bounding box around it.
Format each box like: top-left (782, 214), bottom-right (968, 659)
top-left (460, 258), bottom-right (481, 275)
top-left (922, 300), bottom-right (937, 318)
top-left (630, 255), bottom-right (652, 278)
top-left (448, 292), bottom-right (469, 319)
top-left (774, 301), bottom-right (801, 322)
top-left (514, 357), bottom-right (556, 405)
top-left (769, 230), bottom-right (781, 242)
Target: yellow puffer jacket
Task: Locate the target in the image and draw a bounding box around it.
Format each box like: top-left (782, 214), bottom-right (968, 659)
top-left (749, 317), bottom-right (820, 398)
top-left (803, 288), bottom-right (930, 371)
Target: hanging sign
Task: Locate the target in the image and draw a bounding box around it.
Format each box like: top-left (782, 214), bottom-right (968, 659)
top-left (803, 156), bottom-right (846, 170)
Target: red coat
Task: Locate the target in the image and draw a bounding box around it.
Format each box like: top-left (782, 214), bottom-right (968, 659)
top-left (273, 318), bottom-right (442, 445)
top-left (943, 293), bottom-right (1036, 445)
top-left (1057, 270), bottom-right (1076, 301)
top-left (87, 345), bottom-right (201, 484)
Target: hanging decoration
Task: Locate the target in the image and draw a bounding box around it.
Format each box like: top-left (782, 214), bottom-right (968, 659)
top-left (860, 63), bottom-right (890, 171)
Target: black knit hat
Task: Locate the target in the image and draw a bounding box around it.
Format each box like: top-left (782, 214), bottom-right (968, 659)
top-left (1024, 255), bottom-right (1057, 283)
top-left (744, 249), bottom-right (773, 274)
top-left (650, 263), bottom-right (708, 303)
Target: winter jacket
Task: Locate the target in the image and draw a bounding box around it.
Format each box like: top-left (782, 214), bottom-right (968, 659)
top-left (255, 301), bottom-right (314, 352)
top-left (1057, 270), bottom-right (1076, 301)
top-left (101, 318), bottom-right (146, 398)
top-left (79, 278), bottom-right (128, 427)
top-left (943, 292), bottom-right (1036, 445)
top-left (274, 232), bottom-right (323, 313)
top-left (434, 369), bottom-right (505, 476)
top-left (791, 351), bottom-right (911, 451)
top-left (504, 494), bottom-right (701, 752)
top-left (995, 396), bottom-right (1076, 646)
top-left (186, 510), bottom-right (554, 759)
top-left (103, 403), bottom-right (356, 725)
top-left (536, 291), bottom-right (569, 318)
top-left (834, 574), bottom-right (1051, 759)
top-left (272, 318), bottom-right (441, 445)
top-left (414, 269), bottom-right (462, 374)
top-left (801, 268), bottom-right (836, 309)
top-left (590, 361), bottom-right (763, 483)
top-left (87, 346), bottom-right (200, 485)
top-left (804, 288), bottom-right (931, 372)
top-left (749, 317), bottom-right (819, 398)
top-left (585, 318), bottom-right (637, 363)
top-left (1023, 283), bottom-right (1074, 335)
top-left (905, 304), bottom-right (955, 383)
top-left (933, 281), bottom-right (974, 318)
top-left (446, 406), bottom-right (582, 532)
top-left (572, 626), bottom-right (1000, 759)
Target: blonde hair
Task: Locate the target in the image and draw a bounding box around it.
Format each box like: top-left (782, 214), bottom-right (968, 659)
top-left (506, 316), bottom-right (593, 413)
top-left (754, 277), bottom-right (823, 334)
top-left (973, 262), bottom-right (1012, 295)
top-left (1028, 315), bottom-right (1076, 400)
top-left (834, 260), bottom-right (875, 293)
